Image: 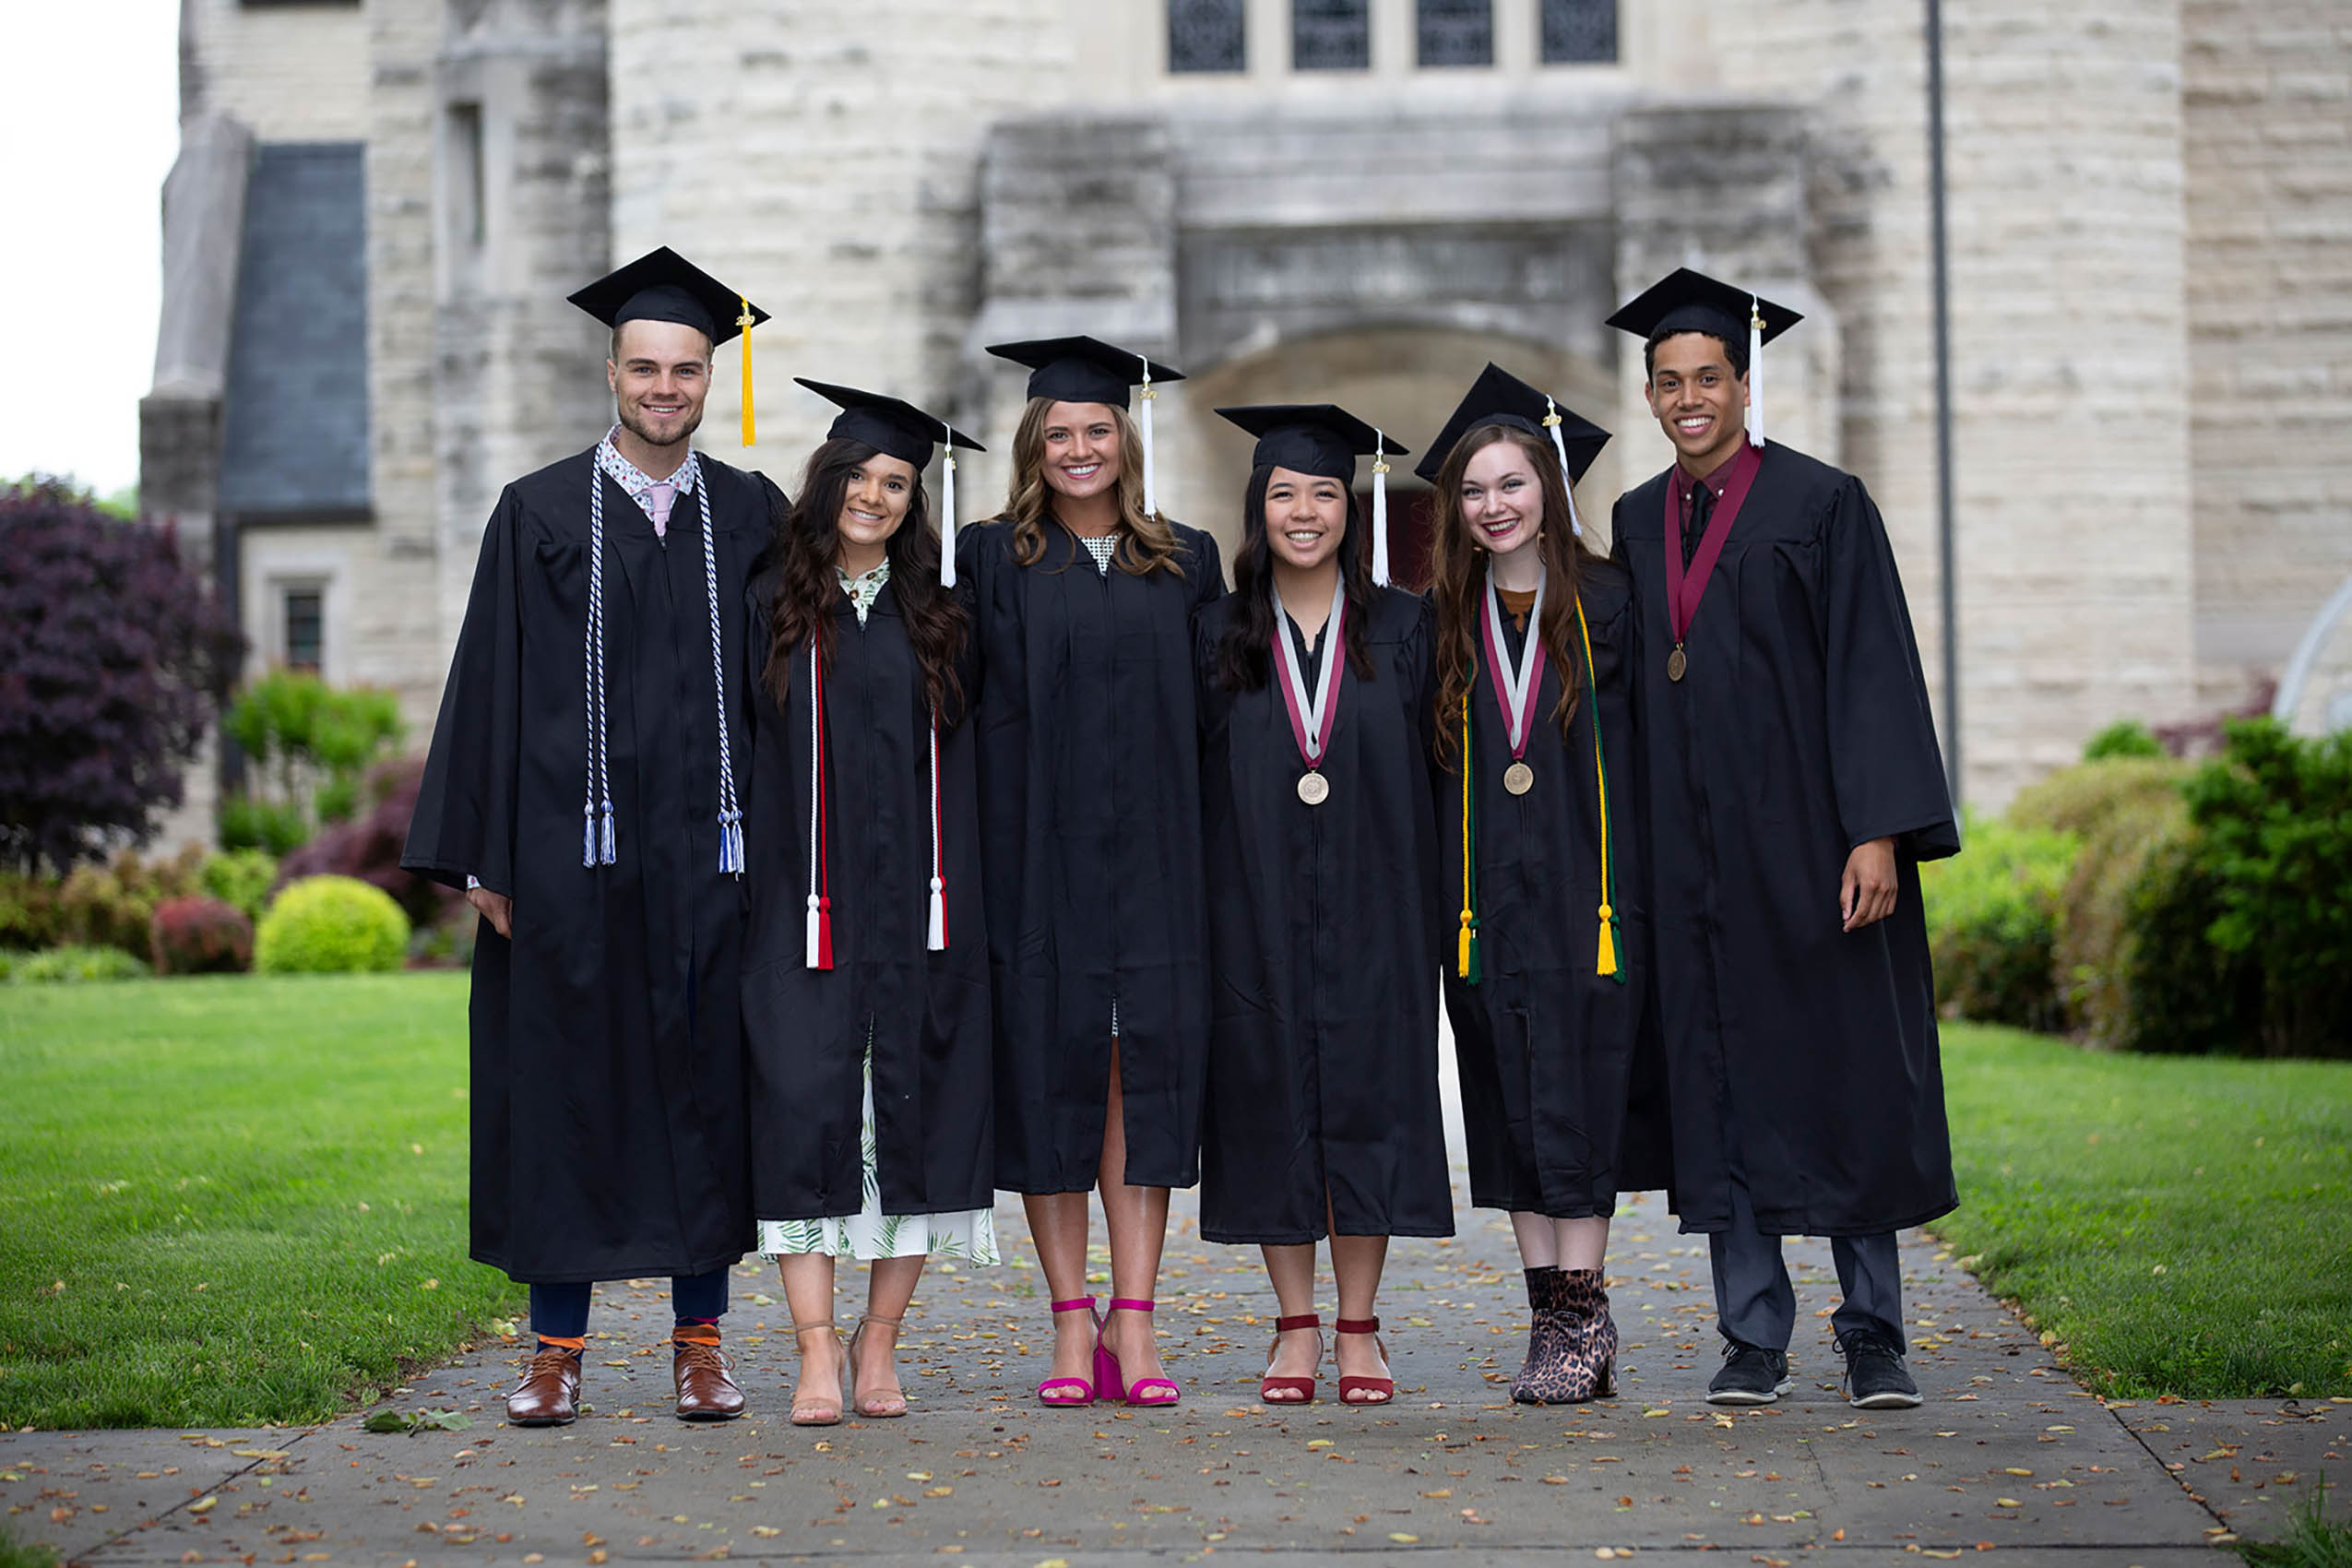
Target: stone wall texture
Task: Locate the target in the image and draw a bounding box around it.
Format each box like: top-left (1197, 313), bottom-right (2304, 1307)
top-left (2181, 0), bottom-right (2352, 704)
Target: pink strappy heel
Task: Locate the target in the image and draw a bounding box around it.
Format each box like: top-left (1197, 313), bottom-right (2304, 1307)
top-left (1095, 1297), bottom-right (1182, 1408)
top-left (1037, 1296), bottom-right (1099, 1408)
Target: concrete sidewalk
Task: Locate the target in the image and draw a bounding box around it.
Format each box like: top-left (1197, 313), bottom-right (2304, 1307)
top-left (11, 1184), bottom-right (2341, 1566)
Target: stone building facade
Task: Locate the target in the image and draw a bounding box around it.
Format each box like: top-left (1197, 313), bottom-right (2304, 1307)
top-left (142, 0), bottom-right (2352, 847)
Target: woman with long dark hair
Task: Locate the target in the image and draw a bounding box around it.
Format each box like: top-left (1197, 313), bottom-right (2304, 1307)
top-left (957, 336), bottom-right (1224, 1408)
top-left (742, 381), bottom-right (995, 1426)
top-left (1421, 364), bottom-right (1670, 1405)
top-left (1194, 405), bottom-right (1450, 1408)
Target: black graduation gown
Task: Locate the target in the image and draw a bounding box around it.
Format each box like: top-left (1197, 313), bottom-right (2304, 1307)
top-left (401, 448), bottom-right (760, 1284)
top-left (1193, 588), bottom-right (1453, 1245)
top-left (956, 519), bottom-right (1225, 1194)
top-left (738, 572), bottom-right (993, 1219)
top-left (1613, 442), bottom-right (1960, 1239)
top-left (1438, 560), bottom-right (1674, 1218)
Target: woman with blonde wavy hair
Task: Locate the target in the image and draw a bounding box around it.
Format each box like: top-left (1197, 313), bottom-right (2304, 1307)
top-left (956, 336), bottom-right (1225, 1408)
top-left (1420, 364), bottom-right (1672, 1407)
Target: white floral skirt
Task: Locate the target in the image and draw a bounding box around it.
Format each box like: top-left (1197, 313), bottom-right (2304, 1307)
top-left (758, 1043), bottom-right (999, 1265)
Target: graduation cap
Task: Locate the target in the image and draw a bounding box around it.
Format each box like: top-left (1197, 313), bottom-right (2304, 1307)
top-left (1604, 267), bottom-right (1802, 449)
top-left (570, 246), bottom-right (770, 446)
top-left (1415, 363), bottom-right (1610, 540)
top-left (1216, 404), bottom-right (1411, 586)
top-left (796, 378), bottom-right (986, 587)
top-left (985, 335), bottom-right (1185, 517)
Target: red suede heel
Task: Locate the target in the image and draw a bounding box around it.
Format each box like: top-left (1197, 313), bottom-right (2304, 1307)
top-left (1259, 1313), bottom-right (1322, 1405)
top-left (1038, 1296), bottom-right (1099, 1408)
top-left (1335, 1316), bottom-right (1395, 1407)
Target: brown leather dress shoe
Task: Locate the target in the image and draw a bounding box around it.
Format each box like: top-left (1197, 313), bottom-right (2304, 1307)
top-left (673, 1332), bottom-right (745, 1421)
top-left (506, 1348), bottom-right (580, 1426)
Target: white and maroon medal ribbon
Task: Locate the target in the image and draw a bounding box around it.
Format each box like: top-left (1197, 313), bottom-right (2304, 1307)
top-left (1271, 576), bottom-right (1347, 773)
top-left (1480, 569), bottom-right (1547, 765)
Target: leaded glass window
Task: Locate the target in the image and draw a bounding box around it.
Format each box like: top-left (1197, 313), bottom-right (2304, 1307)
top-left (1170, 0), bottom-right (1246, 74)
top-left (1540, 0), bottom-right (1616, 64)
top-left (1294, 0), bottom-right (1369, 70)
top-left (1419, 0), bottom-right (1491, 67)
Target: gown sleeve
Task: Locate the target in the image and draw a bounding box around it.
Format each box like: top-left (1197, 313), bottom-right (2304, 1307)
top-left (1191, 531), bottom-right (1227, 609)
top-left (402, 491), bottom-right (525, 896)
top-left (1821, 477), bottom-right (1960, 862)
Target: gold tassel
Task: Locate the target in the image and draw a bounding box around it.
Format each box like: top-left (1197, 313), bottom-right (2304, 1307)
top-left (1596, 902), bottom-right (1618, 977)
top-left (737, 296), bottom-right (756, 446)
top-left (1458, 910), bottom-right (1473, 979)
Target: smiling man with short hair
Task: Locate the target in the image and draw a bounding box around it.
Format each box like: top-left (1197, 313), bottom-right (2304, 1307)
top-left (404, 247), bottom-right (776, 1427)
top-left (1606, 268), bottom-right (1961, 1412)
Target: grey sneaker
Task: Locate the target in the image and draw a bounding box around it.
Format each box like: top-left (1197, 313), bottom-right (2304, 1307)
top-left (1705, 1340), bottom-right (1791, 1406)
top-left (1840, 1333), bottom-right (1923, 1409)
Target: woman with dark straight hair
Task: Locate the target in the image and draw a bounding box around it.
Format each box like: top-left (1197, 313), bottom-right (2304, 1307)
top-left (1421, 364), bottom-right (1671, 1405)
top-left (742, 381), bottom-right (995, 1426)
top-left (959, 336), bottom-right (1224, 1408)
top-left (1194, 404), bottom-right (1451, 1408)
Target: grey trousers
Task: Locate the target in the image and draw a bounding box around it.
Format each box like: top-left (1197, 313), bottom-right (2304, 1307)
top-left (1706, 1178), bottom-right (1907, 1354)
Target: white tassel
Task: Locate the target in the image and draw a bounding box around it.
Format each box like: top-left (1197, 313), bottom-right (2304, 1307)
top-left (583, 802), bottom-right (597, 868)
top-left (1542, 397), bottom-right (1583, 539)
top-left (1748, 293), bottom-right (1765, 449)
top-left (940, 444), bottom-right (958, 588)
top-left (1137, 353), bottom-right (1158, 518)
top-left (805, 894), bottom-right (823, 969)
top-left (928, 876), bottom-right (946, 951)
top-left (1371, 432), bottom-right (1392, 588)
top-left (598, 801), bottom-right (616, 866)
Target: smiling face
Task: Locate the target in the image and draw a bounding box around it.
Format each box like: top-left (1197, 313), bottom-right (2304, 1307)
top-left (1262, 466), bottom-right (1350, 573)
top-left (1038, 400), bottom-right (1124, 502)
top-left (1456, 435), bottom-right (1546, 563)
top-left (1644, 330), bottom-right (1749, 474)
top-left (835, 450), bottom-right (918, 569)
top-left (607, 318), bottom-right (714, 452)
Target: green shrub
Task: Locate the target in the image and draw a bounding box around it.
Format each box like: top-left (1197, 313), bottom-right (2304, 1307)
top-left (2008, 755), bottom-right (2188, 839)
top-left (2082, 718), bottom-right (2166, 762)
top-left (0, 872), bottom-right (62, 949)
top-left (53, 847), bottom-right (206, 960)
top-left (219, 794), bottom-right (310, 855)
top-left (2055, 792), bottom-right (2191, 1043)
top-left (199, 849), bottom-right (279, 920)
top-left (254, 875), bottom-right (410, 974)
top-left (1921, 814), bottom-right (2077, 1030)
top-left (2112, 826), bottom-right (2260, 1055)
top-left (2184, 719), bottom-right (2352, 1059)
top-left (10, 944), bottom-right (151, 983)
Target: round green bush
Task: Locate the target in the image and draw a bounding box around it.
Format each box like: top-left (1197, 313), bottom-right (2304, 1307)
top-left (10, 944), bottom-right (151, 983)
top-left (255, 875), bottom-right (410, 974)
top-left (1921, 814), bottom-right (2078, 1031)
top-left (2008, 756), bottom-right (2187, 840)
top-left (2081, 718), bottom-right (2166, 762)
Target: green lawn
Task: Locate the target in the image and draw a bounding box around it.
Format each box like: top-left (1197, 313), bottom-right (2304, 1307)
top-left (1938, 1022), bottom-right (2352, 1399)
top-left (0, 974), bottom-right (518, 1429)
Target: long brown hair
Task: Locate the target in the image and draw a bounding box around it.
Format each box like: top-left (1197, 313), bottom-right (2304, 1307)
top-left (1003, 398), bottom-right (1188, 576)
top-left (1429, 423), bottom-right (1597, 767)
top-left (764, 437), bottom-right (969, 726)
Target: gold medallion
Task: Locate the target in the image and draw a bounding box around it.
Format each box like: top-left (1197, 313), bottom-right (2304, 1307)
top-left (1503, 761), bottom-right (1534, 796)
top-left (1297, 769), bottom-right (1330, 806)
top-left (1667, 645), bottom-right (1688, 683)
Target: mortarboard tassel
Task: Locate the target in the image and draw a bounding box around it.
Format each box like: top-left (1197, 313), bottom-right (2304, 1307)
top-left (738, 297), bottom-right (756, 447)
top-left (1371, 430), bottom-right (1392, 588)
top-left (1574, 594), bottom-right (1626, 984)
top-left (940, 435), bottom-right (959, 588)
top-left (805, 642), bottom-right (835, 969)
top-left (1748, 294), bottom-right (1764, 450)
top-left (927, 719), bottom-right (947, 951)
top-left (1541, 397), bottom-right (1584, 539)
top-left (1137, 352), bottom-right (1158, 518)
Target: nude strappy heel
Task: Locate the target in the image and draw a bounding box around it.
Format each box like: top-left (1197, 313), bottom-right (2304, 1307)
top-left (788, 1318), bottom-right (844, 1427)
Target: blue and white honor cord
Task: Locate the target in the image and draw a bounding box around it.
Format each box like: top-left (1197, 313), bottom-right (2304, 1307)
top-left (581, 455), bottom-right (745, 874)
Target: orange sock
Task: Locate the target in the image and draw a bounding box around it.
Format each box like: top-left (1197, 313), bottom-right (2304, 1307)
top-left (536, 1335), bottom-right (587, 1352)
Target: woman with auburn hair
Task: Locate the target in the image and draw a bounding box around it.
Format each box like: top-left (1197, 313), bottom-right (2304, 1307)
top-left (1194, 404), bottom-right (1450, 1408)
top-left (956, 336), bottom-right (1225, 1409)
top-left (741, 381), bottom-right (996, 1426)
top-left (1420, 363), bottom-right (1670, 1405)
